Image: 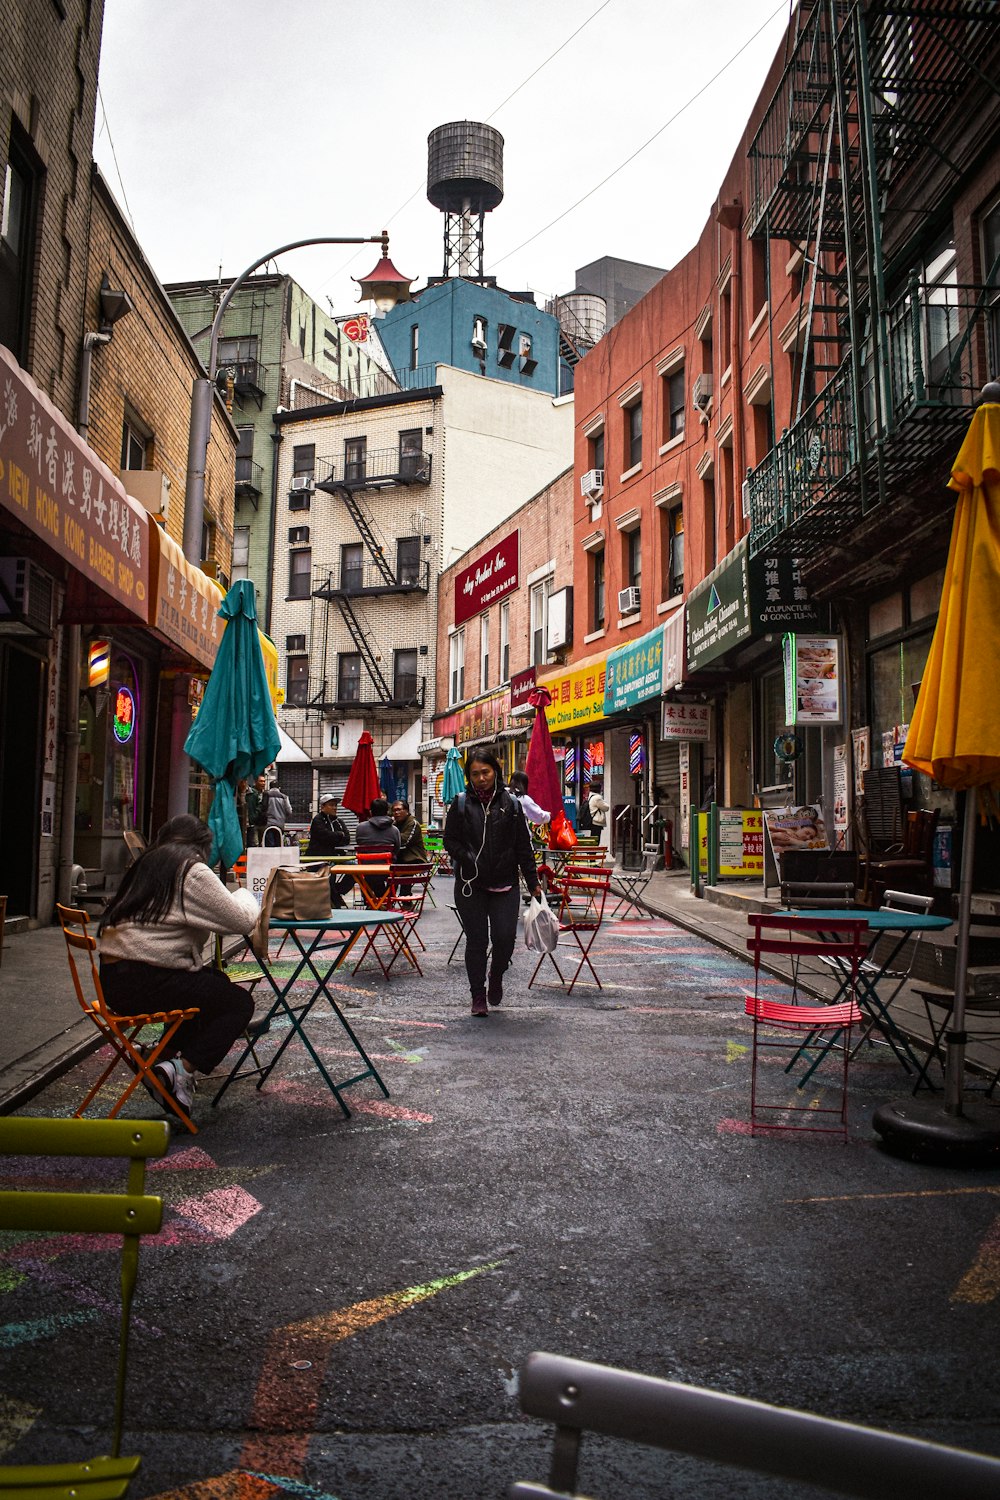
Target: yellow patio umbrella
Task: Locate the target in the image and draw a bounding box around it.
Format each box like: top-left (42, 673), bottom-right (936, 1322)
top-left (876, 392), bottom-right (1000, 1157)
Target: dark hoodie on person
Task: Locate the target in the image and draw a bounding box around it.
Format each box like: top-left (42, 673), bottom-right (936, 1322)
top-left (355, 813), bottom-right (401, 858)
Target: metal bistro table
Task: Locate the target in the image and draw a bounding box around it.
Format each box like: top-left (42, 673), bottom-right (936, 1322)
top-left (211, 911), bottom-right (403, 1118)
top-left (779, 907), bottom-right (953, 1079)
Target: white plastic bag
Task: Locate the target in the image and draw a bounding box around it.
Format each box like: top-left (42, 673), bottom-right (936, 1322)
top-left (524, 892), bottom-right (559, 953)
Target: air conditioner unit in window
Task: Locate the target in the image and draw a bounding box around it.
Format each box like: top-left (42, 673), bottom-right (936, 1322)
top-left (471, 336), bottom-right (487, 353)
top-left (120, 468), bottom-right (170, 519)
top-left (581, 468), bottom-right (605, 501)
top-left (692, 374), bottom-right (713, 415)
top-left (0, 557), bottom-right (55, 636)
top-left (617, 585), bottom-right (641, 616)
top-left (290, 474), bottom-right (314, 492)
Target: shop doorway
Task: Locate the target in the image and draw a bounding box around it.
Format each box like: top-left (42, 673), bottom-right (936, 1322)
top-left (0, 642), bottom-right (44, 916)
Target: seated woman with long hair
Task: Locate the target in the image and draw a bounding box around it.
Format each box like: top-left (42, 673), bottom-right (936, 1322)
top-left (98, 814), bottom-right (259, 1115)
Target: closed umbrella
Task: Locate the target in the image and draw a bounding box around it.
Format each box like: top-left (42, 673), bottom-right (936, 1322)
top-left (184, 579), bottom-right (280, 870)
top-left (875, 392), bottom-right (1000, 1160)
top-left (525, 686), bottom-right (568, 845)
top-left (379, 755), bottom-right (397, 801)
top-left (342, 730), bottom-right (380, 818)
top-left (441, 745), bottom-right (466, 804)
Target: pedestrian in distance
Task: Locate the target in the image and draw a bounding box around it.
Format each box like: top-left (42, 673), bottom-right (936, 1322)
top-left (588, 779), bottom-right (610, 847)
top-left (391, 799), bottom-right (428, 865)
top-left (97, 814), bottom-right (260, 1116)
top-left (262, 779), bottom-right (293, 845)
top-left (246, 773), bottom-right (268, 846)
top-left (508, 769), bottom-right (551, 825)
top-left (444, 747), bottom-right (542, 1018)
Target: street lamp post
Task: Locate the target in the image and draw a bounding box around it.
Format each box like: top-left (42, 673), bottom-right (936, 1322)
top-left (182, 232), bottom-right (413, 564)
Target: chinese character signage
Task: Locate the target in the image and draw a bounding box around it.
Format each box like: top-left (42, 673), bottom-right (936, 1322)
top-left (604, 625), bottom-right (664, 714)
top-left (783, 633), bottom-right (843, 725)
top-left (661, 700), bottom-right (712, 741)
top-left (539, 655), bottom-right (608, 732)
top-left (686, 544), bottom-right (751, 671)
top-left (718, 809), bottom-right (764, 877)
top-left (0, 345), bottom-right (148, 619)
top-left (150, 523), bottom-right (225, 670)
top-left (456, 687), bottom-right (512, 744)
top-left (749, 552), bottom-right (819, 631)
top-left (454, 529), bottom-right (519, 626)
top-left (112, 685), bottom-right (136, 744)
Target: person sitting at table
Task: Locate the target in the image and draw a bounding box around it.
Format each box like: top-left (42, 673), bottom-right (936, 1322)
top-left (353, 798), bottom-right (401, 901)
top-left (97, 814), bottom-right (259, 1116)
top-left (391, 799), bottom-right (428, 865)
top-left (444, 747), bottom-right (542, 1019)
top-left (307, 793), bottom-right (352, 909)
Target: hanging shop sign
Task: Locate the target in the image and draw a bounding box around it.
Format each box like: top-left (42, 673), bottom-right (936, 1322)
top-left (604, 624), bottom-right (664, 714)
top-left (510, 666), bottom-right (537, 712)
top-left (539, 653), bottom-right (608, 733)
top-left (454, 528), bottom-right (519, 626)
top-left (661, 605), bottom-right (687, 689)
top-left (0, 345), bottom-right (149, 621)
top-left (783, 633), bottom-right (843, 725)
top-left (661, 700), bottom-right (712, 742)
top-left (112, 685), bottom-right (136, 744)
top-left (149, 524), bottom-right (225, 671)
top-left (686, 539), bottom-right (819, 672)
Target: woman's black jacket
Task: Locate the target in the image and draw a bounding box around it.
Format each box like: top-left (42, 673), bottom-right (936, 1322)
top-left (443, 787), bottom-right (538, 893)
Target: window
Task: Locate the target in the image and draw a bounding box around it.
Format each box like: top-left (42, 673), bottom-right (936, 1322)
top-left (288, 525), bottom-right (310, 544)
top-left (749, 239), bottom-right (768, 318)
top-left (499, 601), bottom-right (510, 682)
top-left (201, 518), bottom-right (216, 569)
top-left (519, 333), bottom-right (537, 376)
top-left (497, 323), bottom-right (516, 368)
top-left (664, 367), bottom-right (685, 442)
top-left (286, 654), bottom-right (309, 707)
top-left (480, 614), bottom-right (490, 690)
top-left (399, 429), bottom-right (424, 479)
top-left (340, 541), bottom-right (363, 592)
top-left (409, 323), bottom-right (419, 371)
top-left (449, 629), bottom-right (465, 704)
top-left (472, 315), bottom-right (487, 352)
top-left (217, 334), bottom-right (258, 365)
top-left (703, 478), bottom-right (716, 570)
top-left (662, 506), bottom-right (684, 598)
top-left (232, 525), bottom-right (250, 580)
top-left (530, 580), bottom-right (550, 667)
top-left (286, 634), bottom-right (306, 652)
top-left (625, 400), bottom-right (642, 469)
top-left (344, 436), bottom-right (366, 483)
top-left (337, 653), bottom-right (362, 703)
top-left (289, 548), bottom-right (312, 599)
top-left (0, 128), bottom-right (39, 361)
top-left (292, 443), bottom-right (315, 477)
top-left (626, 528), bottom-right (642, 590)
top-left (983, 199), bottom-right (1000, 366)
top-left (720, 283), bottom-right (732, 372)
top-left (396, 535), bottom-right (421, 586)
top-left (120, 416), bottom-right (148, 471)
top-left (589, 427), bottom-right (605, 474)
top-left (394, 648), bottom-right (418, 704)
top-left (591, 547), bottom-right (606, 631)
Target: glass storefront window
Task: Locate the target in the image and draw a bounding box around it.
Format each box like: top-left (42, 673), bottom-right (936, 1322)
top-left (869, 630), bottom-right (955, 817)
top-left (76, 646), bottom-right (144, 836)
top-left (757, 667), bottom-right (794, 792)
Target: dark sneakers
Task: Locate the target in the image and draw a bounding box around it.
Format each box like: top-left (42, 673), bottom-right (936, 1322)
top-left (471, 994), bottom-right (489, 1017)
top-left (487, 970), bottom-right (503, 1007)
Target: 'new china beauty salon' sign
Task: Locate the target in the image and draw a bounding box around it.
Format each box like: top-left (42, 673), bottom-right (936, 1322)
top-left (454, 529), bottom-right (519, 626)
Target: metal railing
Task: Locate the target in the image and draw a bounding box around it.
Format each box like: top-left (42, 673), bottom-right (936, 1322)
top-left (234, 456), bottom-right (263, 493)
top-left (313, 558), bottom-right (430, 595)
top-left (316, 448), bottom-right (433, 489)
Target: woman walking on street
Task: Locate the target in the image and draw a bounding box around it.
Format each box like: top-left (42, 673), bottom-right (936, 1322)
top-left (98, 815), bottom-right (259, 1115)
top-left (444, 747), bottom-right (541, 1018)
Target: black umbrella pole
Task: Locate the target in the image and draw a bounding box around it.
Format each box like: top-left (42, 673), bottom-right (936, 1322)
top-left (945, 789), bottom-right (978, 1115)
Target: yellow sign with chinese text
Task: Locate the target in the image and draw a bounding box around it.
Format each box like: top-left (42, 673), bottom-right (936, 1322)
top-left (538, 655), bottom-right (608, 732)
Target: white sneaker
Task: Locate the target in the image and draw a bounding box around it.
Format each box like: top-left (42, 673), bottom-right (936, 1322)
top-left (153, 1059), bottom-right (194, 1113)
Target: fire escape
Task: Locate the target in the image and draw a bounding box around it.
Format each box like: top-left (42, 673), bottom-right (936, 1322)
top-left (309, 446), bottom-right (433, 711)
top-left (745, 0), bottom-right (1000, 565)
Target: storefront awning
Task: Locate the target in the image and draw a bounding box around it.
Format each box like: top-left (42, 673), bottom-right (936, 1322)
top-left (662, 604), bottom-right (686, 690)
top-left (276, 724), bottom-right (310, 762)
top-left (686, 538), bottom-right (820, 672)
top-left (385, 718), bottom-right (423, 761)
top-left (148, 523), bottom-right (224, 670)
top-left (0, 345), bottom-right (149, 624)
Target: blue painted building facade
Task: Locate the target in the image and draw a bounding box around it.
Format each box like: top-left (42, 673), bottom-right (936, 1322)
top-left (377, 277), bottom-right (561, 396)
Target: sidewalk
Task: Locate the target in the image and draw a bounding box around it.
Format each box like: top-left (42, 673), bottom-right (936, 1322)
top-left (2, 870), bottom-right (996, 1114)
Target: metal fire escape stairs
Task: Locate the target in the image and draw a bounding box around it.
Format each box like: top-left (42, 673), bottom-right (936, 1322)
top-left (745, 0), bottom-right (1000, 559)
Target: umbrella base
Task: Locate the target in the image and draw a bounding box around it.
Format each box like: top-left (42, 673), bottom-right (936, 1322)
top-left (873, 1097), bottom-right (1000, 1167)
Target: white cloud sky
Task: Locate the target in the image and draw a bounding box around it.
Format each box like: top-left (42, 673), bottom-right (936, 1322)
top-left (93, 0), bottom-right (791, 315)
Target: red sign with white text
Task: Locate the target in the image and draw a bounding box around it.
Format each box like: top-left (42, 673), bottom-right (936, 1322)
top-left (454, 529), bottom-right (519, 626)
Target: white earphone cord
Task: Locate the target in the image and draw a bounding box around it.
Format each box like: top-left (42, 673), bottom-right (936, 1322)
top-left (460, 793), bottom-right (492, 899)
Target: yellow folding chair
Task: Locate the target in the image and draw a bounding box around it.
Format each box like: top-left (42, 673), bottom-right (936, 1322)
top-left (0, 1116), bottom-right (169, 1497)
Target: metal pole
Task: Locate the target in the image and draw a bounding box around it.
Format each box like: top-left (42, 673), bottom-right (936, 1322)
top-left (944, 788), bottom-right (978, 1116)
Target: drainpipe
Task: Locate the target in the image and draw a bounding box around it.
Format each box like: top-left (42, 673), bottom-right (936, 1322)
top-left (58, 331), bottom-right (111, 906)
top-left (265, 425), bottom-right (282, 637)
top-left (716, 198), bottom-right (746, 553)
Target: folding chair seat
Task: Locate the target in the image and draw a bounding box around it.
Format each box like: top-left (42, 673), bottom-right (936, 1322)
top-left (911, 982), bottom-right (1000, 1095)
top-left (352, 865), bottom-right (430, 978)
top-left (609, 846), bottom-right (658, 919)
top-left (529, 872), bottom-right (612, 995)
top-left (57, 904), bottom-right (200, 1135)
top-left (389, 863), bottom-right (433, 950)
top-left (743, 913), bottom-right (868, 1139)
top-left (0, 1116), bottom-right (169, 1493)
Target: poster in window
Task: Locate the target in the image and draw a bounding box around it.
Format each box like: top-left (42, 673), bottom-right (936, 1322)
top-left (832, 744), bottom-right (849, 844)
top-left (851, 726), bottom-right (870, 797)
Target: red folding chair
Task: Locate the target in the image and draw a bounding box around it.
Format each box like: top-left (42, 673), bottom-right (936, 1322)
top-left (528, 872), bottom-right (612, 995)
top-left (352, 865), bottom-right (431, 978)
top-left (743, 914), bottom-right (868, 1140)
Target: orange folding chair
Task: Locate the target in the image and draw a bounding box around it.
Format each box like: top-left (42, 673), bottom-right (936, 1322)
top-left (351, 865), bottom-right (431, 978)
top-left (57, 903), bottom-right (200, 1134)
top-left (528, 872), bottom-right (612, 994)
top-left (743, 913), bottom-right (868, 1140)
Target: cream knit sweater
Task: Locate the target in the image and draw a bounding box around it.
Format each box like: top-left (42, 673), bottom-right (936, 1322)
top-left (100, 860), bottom-right (259, 971)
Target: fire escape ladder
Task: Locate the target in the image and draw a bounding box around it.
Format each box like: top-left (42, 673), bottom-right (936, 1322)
top-left (337, 488), bottom-right (397, 586)
top-left (335, 596), bottom-right (393, 701)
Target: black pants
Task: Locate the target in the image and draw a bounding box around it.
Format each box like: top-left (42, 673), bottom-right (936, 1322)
top-left (455, 886), bottom-right (520, 999)
top-left (101, 961), bottom-right (254, 1075)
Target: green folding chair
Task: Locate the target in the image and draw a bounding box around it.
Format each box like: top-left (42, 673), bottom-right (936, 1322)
top-left (0, 1116), bottom-right (170, 1498)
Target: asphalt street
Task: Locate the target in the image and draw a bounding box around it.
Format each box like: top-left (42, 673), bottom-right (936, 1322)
top-left (4, 892), bottom-right (1000, 1498)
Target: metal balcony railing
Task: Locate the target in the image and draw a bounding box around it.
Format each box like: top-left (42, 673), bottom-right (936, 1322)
top-left (327, 673), bottom-right (425, 711)
top-left (219, 358), bottom-right (266, 398)
top-left (394, 363), bottom-right (440, 392)
top-left (235, 456), bottom-right (263, 494)
top-left (312, 558), bottom-right (430, 596)
top-left (316, 448), bottom-right (433, 489)
top-left (748, 277), bottom-right (999, 556)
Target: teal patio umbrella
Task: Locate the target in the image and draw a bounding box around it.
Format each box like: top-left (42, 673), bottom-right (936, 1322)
top-left (184, 580), bottom-right (281, 869)
top-left (442, 745), bottom-right (466, 804)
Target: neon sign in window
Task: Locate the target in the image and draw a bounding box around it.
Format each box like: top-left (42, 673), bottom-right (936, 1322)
top-left (112, 686), bottom-right (136, 744)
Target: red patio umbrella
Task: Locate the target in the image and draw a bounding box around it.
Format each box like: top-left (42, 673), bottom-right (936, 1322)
top-left (342, 730), bottom-right (380, 817)
top-left (525, 687), bottom-right (568, 844)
